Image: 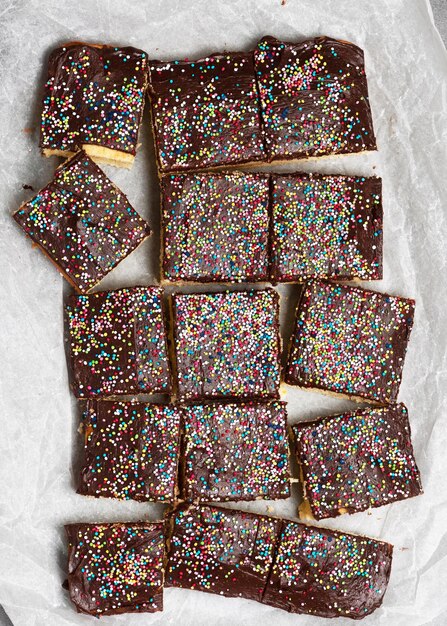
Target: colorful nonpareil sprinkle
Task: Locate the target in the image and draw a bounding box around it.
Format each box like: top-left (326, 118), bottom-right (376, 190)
top-left (263, 521), bottom-right (393, 618)
top-left (13, 151), bottom-right (151, 292)
top-left (65, 523), bottom-right (164, 616)
top-left (182, 402), bottom-right (290, 502)
top-left (78, 400), bottom-right (181, 502)
top-left (66, 287), bottom-right (170, 397)
top-left (172, 289), bottom-right (281, 402)
top-left (271, 174), bottom-right (382, 282)
top-left (162, 172), bottom-right (270, 282)
top-left (40, 44), bottom-right (147, 156)
top-left (293, 404), bottom-right (422, 520)
top-left (166, 504), bottom-right (282, 602)
top-left (254, 36), bottom-right (376, 161)
top-left (286, 280), bottom-right (415, 403)
top-left (148, 52), bottom-right (265, 172)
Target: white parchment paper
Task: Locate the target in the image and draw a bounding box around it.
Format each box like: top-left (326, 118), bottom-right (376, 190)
top-left (1, 0), bottom-right (447, 624)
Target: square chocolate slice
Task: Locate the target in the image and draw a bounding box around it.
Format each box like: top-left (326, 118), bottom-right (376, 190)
top-left (161, 172), bottom-right (270, 283)
top-left (182, 401), bottom-right (290, 502)
top-left (166, 504), bottom-right (282, 602)
top-left (66, 287), bottom-right (170, 398)
top-left (78, 400), bottom-right (181, 502)
top-left (271, 174), bottom-right (382, 282)
top-left (13, 151), bottom-right (151, 293)
top-left (172, 289), bottom-right (281, 402)
top-left (65, 522), bottom-right (165, 616)
top-left (148, 52), bottom-right (265, 172)
top-left (292, 403), bottom-right (422, 520)
top-left (40, 43), bottom-right (148, 167)
top-left (254, 36), bottom-right (377, 162)
top-left (263, 520), bottom-right (393, 619)
top-left (286, 280), bottom-right (415, 403)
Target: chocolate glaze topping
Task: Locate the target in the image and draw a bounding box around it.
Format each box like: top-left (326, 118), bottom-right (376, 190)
top-left (292, 403), bottom-right (423, 519)
top-left (166, 504), bottom-right (393, 619)
top-left (271, 173), bottom-right (383, 282)
top-left (78, 400), bottom-right (181, 502)
top-left (13, 151), bottom-right (151, 293)
top-left (254, 36), bottom-right (377, 162)
top-left (181, 401), bottom-right (290, 502)
top-left (40, 43), bottom-right (147, 155)
top-left (172, 289), bottom-right (281, 403)
top-left (65, 522), bottom-right (165, 616)
top-left (148, 52), bottom-right (266, 172)
top-left (286, 280), bottom-right (415, 403)
top-left (161, 172), bottom-right (270, 283)
top-left (65, 287), bottom-right (171, 398)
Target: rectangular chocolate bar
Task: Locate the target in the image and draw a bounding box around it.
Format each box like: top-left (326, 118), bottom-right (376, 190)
top-left (166, 504), bottom-right (393, 619)
top-left (286, 280), bottom-right (415, 403)
top-left (270, 174), bottom-right (383, 282)
top-left (78, 400), bottom-right (181, 502)
top-left (161, 172), bottom-right (270, 283)
top-left (166, 504), bottom-right (282, 602)
top-left (292, 403), bottom-right (422, 520)
top-left (65, 522), bottom-right (165, 616)
top-left (40, 43), bottom-right (148, 167)
top-left (13, 151), bottom-right (151, 293)
top-left (171, 288), bottom-right (281, 403)
top-left (262, 518), bottom-right (393, 619)
top-left (181, 401), bottom-right (290, 502)
top-left (254, 36), bottom-right (377, 162)
top-left (66, 287), bottom-right (171, 398)
top-left (148, 52), bottom-right (265, 172)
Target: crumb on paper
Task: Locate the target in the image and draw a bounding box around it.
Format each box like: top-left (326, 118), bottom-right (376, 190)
top-left (22, 184), bottom-right (34, 191)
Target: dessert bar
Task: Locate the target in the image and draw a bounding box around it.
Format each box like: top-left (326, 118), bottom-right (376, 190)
top-left (148, 51), bottom-right (265, 172)
top-left (161, 172), bottom-right (270, 283)
top-left (181, 401), bottom-right (290, 502)
top-left (166, 504), bottom-right (281, 602)
top-left (13, 151), bottom-right (151, 293)
top-left (166, 504), bottom-right (393, 619)
top-left (292, 403), bottom-right (422, 520)
top-left (254, 36), bottom-right (376, 162)
top-left (78, 400), bottom-right (181, 502)
top-left (270, 173), bottom-right (382, 282)
top-left (66, 287), bottom-right (170, 397)
top-left (40, 43), bottom-right (148, 167)
top-left (286, 280), bottom-right (415, 403)
top-left (171, 289), bottom-right (281, 402)
top-left (65, 522), bottom-right (165, 616)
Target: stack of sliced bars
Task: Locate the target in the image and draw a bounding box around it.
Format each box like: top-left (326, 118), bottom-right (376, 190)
top-left (13, 35), bottom-right (422, 620)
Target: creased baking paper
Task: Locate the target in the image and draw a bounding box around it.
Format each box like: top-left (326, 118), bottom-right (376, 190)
top-left (1, 0), bottom-right (447, 624)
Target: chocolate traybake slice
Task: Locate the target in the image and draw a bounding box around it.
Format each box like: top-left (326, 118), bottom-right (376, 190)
top-left (65, 522), bottom-right (165, 616)
top-left (292, 403), bottom-right (422, 520)
top-left (270, 173), bottom-right (383, 282)
top-left (181, 401), bottom-right (290, 502)
top-left (166, 504), bottom-right (393, 619)
top-left (78, 400), bottom-right (181, 502)
top-left (66, 287), bottom-right (171, 398)
top-left (286, 280), bottom-right (415, 403)
top-left (166, 504), bottom-right (282, 602)
top-left (13, 151), bottom-right (151, 293)
top-left (171, 288), bottom-right (281, 403)
top-left (40, 43), bottom-right (148, 167)
top-left (148, 51), bottom-right (266, 173)
top-left (254, 35), bottom-right (377, 162)
top-left (161, 172), bottom-right (270, 283)
top-left (262, 517), bottom-right (393, 619)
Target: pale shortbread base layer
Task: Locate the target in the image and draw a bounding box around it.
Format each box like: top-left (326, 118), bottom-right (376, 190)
top-left (43, 145), bottom-right (134, 169)
top-left (155, 149), bottom-right (376, 178)
top-left (283, 381), bottom-right (383, 406)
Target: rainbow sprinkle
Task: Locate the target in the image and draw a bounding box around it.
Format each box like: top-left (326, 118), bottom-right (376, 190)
top-left (286, 280), bottom-right (415, 403)
top-left (182, 402), bottom-right (290, 501)
top-left (172, 289), bottom-right (281, 402)
top-left (78, 400), bottom-right (181, 502)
